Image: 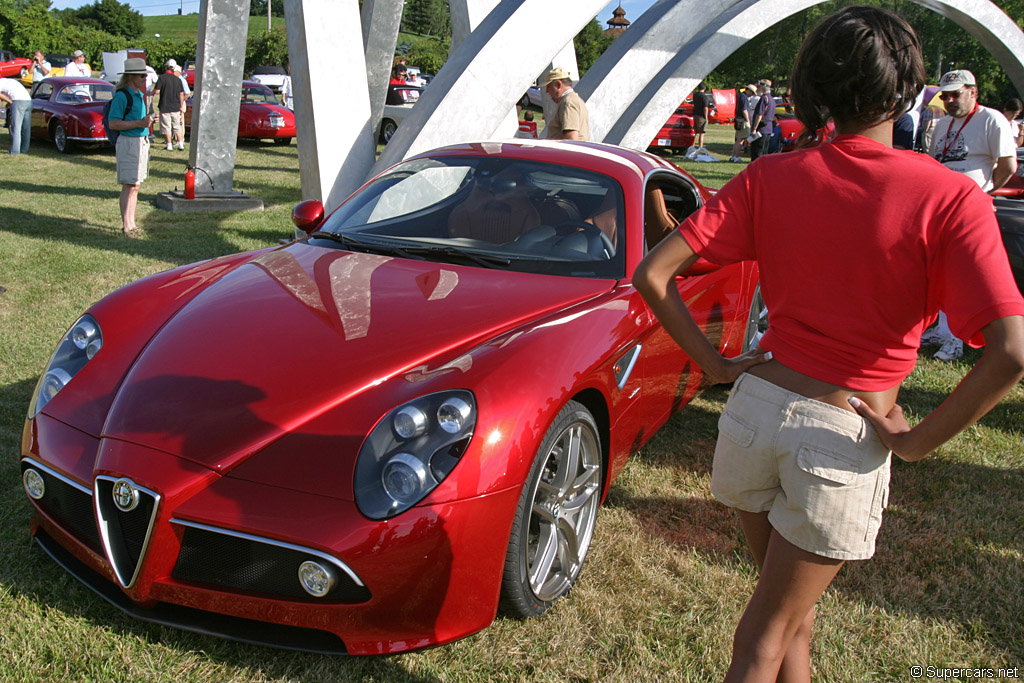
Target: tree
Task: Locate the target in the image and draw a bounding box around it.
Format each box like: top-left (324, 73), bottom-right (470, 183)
top-left (249, 0), bottom-right (284, 19)
top-left (64, 0), bottom-right (144, 41)
top-left (401, 0), bottom-right (449, 38)
top-left (574, 19), bottom-right (613, 76)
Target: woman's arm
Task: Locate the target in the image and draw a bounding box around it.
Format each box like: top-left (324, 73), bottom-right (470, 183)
top-left (632, 230), bottom-right (770, 384)
top-left (852, 315), bottom-right (1024, 461)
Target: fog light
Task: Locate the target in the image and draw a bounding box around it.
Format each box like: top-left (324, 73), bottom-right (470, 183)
top-left (381, 453), bottom-right (429, 504)
top-left (437, 397), bottom-right (472, 434)
top-left (23, 469), bottom-right (45, 500)
top-left (298, 560), bottom-right (335, 597)
top-left (393, 405), bottom-right (427, 439)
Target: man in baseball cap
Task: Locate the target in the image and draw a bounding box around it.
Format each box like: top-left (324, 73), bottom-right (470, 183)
top-left (924, 67), bottom-right (1018, 361)
top-left (65, 49), bottom-right (91, 78)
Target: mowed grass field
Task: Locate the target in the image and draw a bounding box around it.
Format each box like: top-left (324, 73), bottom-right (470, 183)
top-left (1, 125), bottom-right (1022, 681)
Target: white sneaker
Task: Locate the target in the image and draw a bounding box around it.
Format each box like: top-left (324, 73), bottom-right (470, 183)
top-left (729, 156), bottom-right (743, 163)
top-left (920, 326), bottom-right (946, 345)
top-left (165, 142), bottom-right (173, 151)
top-left (177, 141), bottom-right (185, 150)
top-left (933, 338), bottom-right (963, 362)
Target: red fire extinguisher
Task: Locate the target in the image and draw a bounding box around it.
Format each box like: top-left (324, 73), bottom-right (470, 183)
top-left (184, 166), bottom-right (195, 200)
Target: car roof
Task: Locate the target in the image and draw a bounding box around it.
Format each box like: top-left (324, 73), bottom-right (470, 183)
top-left (252, 66), bottom-right (286, 74)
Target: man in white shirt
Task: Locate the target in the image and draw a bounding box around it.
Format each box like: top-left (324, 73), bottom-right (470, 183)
top-left (925, 69), bottom-right (1019, 361)
top-left (31, 51), bottom-right (51, 81)
top-left (930, 69), bottom-right (1017, 193)
top-left (0, 77), bottom-right (32, 154)
top-left (64, 50), bottom-right (91, 78)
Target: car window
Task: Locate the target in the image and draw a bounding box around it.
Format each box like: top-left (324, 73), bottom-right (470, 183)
top-left (315, 155), bottom-right (626, 279)
top-left (33, 83), bottom-right (53, 99)
top-left (643, 175), bottom-right (702, 251)
top-left (242, 85), bottom-right (276, 103)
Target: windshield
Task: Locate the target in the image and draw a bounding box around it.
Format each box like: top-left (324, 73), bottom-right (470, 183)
top-left (313, 156), bottom-right (625, 279)
top-left (242, 85), bottom-right (278, 103)
top-left (56, 82), bottom-right (114, 104)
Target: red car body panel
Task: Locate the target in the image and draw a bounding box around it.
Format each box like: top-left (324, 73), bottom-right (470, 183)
top-left (27, 76), bottom-right (112, 149)
top-left (21, 141), bottom-right (758, 654)
top-left (184, 81), bottom-right (295, 141)
top-left (0, 50), bottom-right (32, 78)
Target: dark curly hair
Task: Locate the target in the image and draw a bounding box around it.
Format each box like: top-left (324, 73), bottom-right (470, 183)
top-left (791, 6), bottom-right (925, 136)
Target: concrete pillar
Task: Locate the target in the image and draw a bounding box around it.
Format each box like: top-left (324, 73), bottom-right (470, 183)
top-left (285, 0), bottom-right (376, 212)
top-left (362, 0), bottom-right (404, 141)
top-left (189, 0), bottom-right (249, 194)
top-left (369, 0), bottom-right (606, 178)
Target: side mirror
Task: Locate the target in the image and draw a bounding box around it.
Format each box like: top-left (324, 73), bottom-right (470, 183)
top-left (292, 199), bottom-right (325, 236)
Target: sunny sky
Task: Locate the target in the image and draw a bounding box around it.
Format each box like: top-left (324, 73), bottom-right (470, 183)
top-left (46, 0), bottom-right (658, 23)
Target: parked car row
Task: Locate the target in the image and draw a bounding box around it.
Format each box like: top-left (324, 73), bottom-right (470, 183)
top-left (0, 49), bottom-right (33, 78)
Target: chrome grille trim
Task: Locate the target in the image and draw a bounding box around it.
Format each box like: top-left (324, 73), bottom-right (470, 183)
top-left (21, 457), bottom-right (92, 495)
top-left (94, 475), bottom-right (161, 589)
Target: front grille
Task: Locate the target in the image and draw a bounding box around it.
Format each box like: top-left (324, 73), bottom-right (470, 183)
top-left (94, 476), bottom-right (160, 588)
top-left (172, 521), bottom-right (370, 603)
top-left (21, 459), bottom-right (102, 553)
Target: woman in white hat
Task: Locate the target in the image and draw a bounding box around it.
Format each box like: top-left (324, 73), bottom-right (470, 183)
top-left (109, 58), bottom-right (154, 237)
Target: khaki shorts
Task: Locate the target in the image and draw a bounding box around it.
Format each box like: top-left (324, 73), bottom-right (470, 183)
top-left (693, 116), bottom-right (707, 134)
top-left (116, 135), bottom-right (149, 185)
top-left (711, 373), bottom-right (892, 561)
top-left (734, 124), bottom-right (751, 141)
top-left (159, 110), bottom-right (182, 137)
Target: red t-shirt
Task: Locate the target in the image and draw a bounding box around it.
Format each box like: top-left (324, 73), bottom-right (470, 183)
top-left (679, 134), bottom-right (1024, 390)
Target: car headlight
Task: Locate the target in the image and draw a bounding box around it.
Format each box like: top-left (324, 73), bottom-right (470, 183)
top-left (29, 314), bottom-right (103, 419)
top-left (354, 390), bottom-right (476, 520)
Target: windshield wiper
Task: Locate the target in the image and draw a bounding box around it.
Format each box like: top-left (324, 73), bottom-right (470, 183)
top-left (400, 245), bottom-right (513, 268)
top-left (308, 231), bottom-right (423, 260)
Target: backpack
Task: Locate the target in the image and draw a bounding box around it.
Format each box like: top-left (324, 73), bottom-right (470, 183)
top-left (102, 87), bottom-right (134, 147)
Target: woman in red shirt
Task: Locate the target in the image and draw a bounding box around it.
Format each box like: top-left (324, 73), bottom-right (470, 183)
top-left (633, 7), bottom-right (1024, 682)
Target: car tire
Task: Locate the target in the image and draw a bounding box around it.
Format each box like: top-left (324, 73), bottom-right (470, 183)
top-left (742, 282), bottom-right (768, 353)
top-left (20, 66), bottom-right (28, 79)
top-left (519, 94), bottom-right (531, 109)
top-left (380, 119), bottom-right (397, 144)
top-left (500, 399), bottom-right (602, 618)
top-left (274, 137), bottom-right (291, 146)
top-left (53, 122), bottom-right (72, 154)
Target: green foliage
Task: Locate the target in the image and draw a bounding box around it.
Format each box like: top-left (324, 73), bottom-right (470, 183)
top-left (574, 18), bottom-right (613, 76)
top-left (245, 26), bottom-right (288, 71)
top-left (249, 0), bottom-right (284, 19)
top-left (0, 0), bottom-right (72, 56)
top-left (406, 36), bottom-right (449, 75)
top-left (62, 0), bottom-right (145, 41)
top-left (401, 0), bottom-right (450, 39)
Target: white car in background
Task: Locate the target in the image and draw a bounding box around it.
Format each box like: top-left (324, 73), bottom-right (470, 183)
top-left (250, 65), bottom-right (288, 93)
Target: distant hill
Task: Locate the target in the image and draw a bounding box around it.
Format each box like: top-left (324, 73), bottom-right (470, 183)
top-left (143, 14), bottom-right (286, 42)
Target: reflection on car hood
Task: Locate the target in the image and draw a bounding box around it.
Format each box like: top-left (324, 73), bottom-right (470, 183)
top-left (242, 102), bottom-right (290, 117)
top-left (103, 243), bottom-right (611, 471)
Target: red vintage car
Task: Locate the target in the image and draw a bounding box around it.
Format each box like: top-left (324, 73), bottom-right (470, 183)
top-left (21, 141), bottom-right (763, 655)
top-left (184, 80), bottom-right (295, 145)
top-left (0, 49), bottom-right (32, 78)
top-left (27, 76), bottom-right (113, 153)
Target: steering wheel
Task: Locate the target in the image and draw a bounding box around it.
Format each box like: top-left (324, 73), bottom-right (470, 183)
top-left (551, 221), bottom-right (616, 259)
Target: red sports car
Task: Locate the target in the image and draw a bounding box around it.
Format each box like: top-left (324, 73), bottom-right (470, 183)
top-left (0, 49), bottom-right (32, 78)
top-left (27, 76), bottom-right (113, 153)
top-left (185, 80), bottom-right (295, 145)
top-left (21, 141), bottom-right (763, 655)
top-left (648, 110), bottom-right (696, 154)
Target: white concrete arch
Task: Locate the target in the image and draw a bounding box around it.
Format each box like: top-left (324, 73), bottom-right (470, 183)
top-left (368, 0), bottom-right (607, 179)
top-left (592, 0), bottom-right (1024, 150)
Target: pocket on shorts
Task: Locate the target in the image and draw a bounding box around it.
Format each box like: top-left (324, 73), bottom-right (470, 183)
top-left (796, 445), bottom-right (857, 485)
top-left (864, 459), bottom-right (892, 542)
top-left (718, 410), bottom-right (755, 448)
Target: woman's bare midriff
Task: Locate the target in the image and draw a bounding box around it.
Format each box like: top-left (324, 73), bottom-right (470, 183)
top-left (746, 359), bottom-right (900, 416)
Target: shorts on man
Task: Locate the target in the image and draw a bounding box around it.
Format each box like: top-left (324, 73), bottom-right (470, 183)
top-left (158, 111), bottom-right (183, 138)
top-left (693, 116), bottom-right (707, 134)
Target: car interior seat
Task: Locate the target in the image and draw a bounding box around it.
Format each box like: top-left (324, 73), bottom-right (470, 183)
top-left (644, 184), bottom-right (679, 249)
top-left (447, 176), bottom-right (543, 243)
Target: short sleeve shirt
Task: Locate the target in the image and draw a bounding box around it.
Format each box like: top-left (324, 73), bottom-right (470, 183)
top-left (109, 87), bottom-right (148, 137)
top-left (678, 134), bottom-right (1024, 390)
top-left (547, 90), bottom-right (590, 141)
top-left (930, 105), bottom-right (1017, 191)
top-left (154, 72), bottom-right (184, 113)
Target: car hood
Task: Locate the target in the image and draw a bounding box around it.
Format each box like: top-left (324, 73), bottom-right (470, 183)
top-left (103, 244), bottom-right (613, 471)
top-left (242, 102), bottom-right (290, 117)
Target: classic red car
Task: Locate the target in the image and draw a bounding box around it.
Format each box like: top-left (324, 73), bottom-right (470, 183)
top-left (27, 76), bottom-right (112, 153)
top-left (185, 80), bottom-right (295, 145)
top-left (0, 49), bottom-right (32, 78)
top-left (676, 88), bottom-right (737, 125)
top-left (21, 141), bottom-right (763, 655)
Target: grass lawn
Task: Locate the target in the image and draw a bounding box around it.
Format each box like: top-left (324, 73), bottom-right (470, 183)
top-left (144, 14), bottom-right (286, 42)
top-left (1, 125), bottom-right (1022, 681)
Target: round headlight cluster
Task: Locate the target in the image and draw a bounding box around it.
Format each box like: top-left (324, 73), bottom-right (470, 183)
top-left (355, 390), bottom-right (477, 519)
top-left (30, 314), bottom-right (104, 419)
top-left (298, 560), bottom-right (336, 598)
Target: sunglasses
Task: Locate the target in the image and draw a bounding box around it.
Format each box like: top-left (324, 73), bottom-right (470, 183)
top-left (941, 87), bottom-right (972, 100)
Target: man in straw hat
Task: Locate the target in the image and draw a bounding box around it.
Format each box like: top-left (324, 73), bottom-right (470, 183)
top-left (109, 57), bottom-right (155, 237)
top-left (541, 67), bottom-right (590, 141)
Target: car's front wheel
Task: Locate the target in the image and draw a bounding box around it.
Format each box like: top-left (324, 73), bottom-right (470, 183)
top-left (19, 66), bottom-right (28, 79)
top-left (500, 400), bottom-right (602, 618)
top-left (53, 123), bottom-right (72, 154)
top-left (380, 119), bottom-right (397, 143)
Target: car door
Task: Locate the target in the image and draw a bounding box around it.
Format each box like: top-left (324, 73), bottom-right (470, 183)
top-left (30, 81), bottom-right (52, 139)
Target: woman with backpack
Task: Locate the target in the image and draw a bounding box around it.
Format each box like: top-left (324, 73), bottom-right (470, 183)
top-left (107, 57), bottom-right (154, 237)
